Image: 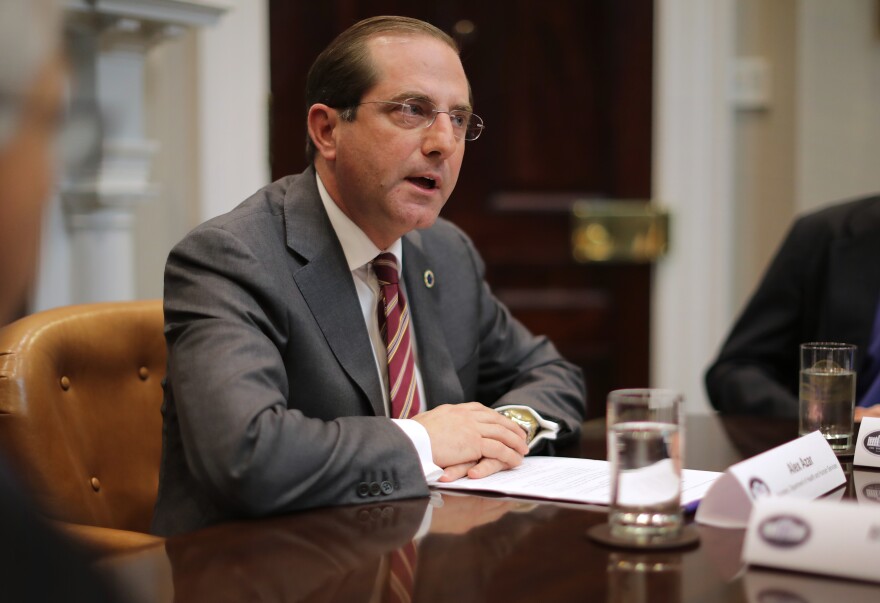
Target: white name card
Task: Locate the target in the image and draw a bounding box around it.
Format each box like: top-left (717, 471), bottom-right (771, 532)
top-left (853, 469), bottom-right (880, 505)
top-left (743, 497), bottom-right (880, 584)
top-left (854, 416), bottom-right (880, 469)
top-left (745, 568), bottom-right (880, 603)
top-left (695, 431), bottom-right (845, 528)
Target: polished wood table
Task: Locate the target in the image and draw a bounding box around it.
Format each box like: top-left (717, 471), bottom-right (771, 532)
top-left (101, 415), bottom-right (880, 602)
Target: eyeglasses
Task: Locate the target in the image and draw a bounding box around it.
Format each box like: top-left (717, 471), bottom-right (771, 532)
top-left (354, 98), bottom-right (485, 141)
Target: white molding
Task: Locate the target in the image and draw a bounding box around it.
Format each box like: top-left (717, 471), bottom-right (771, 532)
top-left (652, 0), bottom-right (736, 413)
top-left (65, 0), bottom-right (229, 27)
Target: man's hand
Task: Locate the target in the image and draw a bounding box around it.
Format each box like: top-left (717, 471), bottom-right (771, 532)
top-left (429, 493), bottom-right (516, 534)
top-left (855, 404), bottom-right (880, 422)
top-left (413, 403), bottom-right (528, 481)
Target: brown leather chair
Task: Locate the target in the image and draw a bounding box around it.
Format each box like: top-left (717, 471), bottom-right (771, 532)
top-left (0, 300), bottom-right (166, 552)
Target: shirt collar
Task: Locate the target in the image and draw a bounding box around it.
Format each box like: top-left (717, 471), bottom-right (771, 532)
top-left (316, 172), bottom-right (403, 273)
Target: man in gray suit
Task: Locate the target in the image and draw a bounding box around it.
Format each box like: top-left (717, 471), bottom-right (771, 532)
top-left (152, 16), bottom-right (585, 536)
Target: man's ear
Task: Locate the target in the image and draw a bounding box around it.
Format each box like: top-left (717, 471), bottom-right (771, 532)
top-left (307, 104), bottom-right (338, 161)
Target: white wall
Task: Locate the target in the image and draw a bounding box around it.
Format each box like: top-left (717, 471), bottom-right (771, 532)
top-left (137, 0), bottom-right (269, 299)
top-left (140, 30), bottom-right (200, 301)
top-left (196, 0), bottom-right (270, 223)
top-left (796, 0), bottom-right (880, 213)
top-left (652, 0), bottom-right (736, 413)
top-left (730, 0), bottom-right (797, 312)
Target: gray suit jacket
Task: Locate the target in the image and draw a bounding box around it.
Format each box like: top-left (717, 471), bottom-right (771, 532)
top-left (151, 167), bottom-right (585, 536)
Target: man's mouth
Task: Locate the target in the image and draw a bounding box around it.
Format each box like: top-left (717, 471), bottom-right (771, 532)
top-left (406, 176), bottom-right (438, 190)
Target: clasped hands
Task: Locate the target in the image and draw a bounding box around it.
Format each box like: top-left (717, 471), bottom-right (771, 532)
top-left (412, 402), bottom-right (529, 482)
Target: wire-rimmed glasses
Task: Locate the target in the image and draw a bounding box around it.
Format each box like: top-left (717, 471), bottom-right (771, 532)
top-left (354, 97), bottom-right (484, 141)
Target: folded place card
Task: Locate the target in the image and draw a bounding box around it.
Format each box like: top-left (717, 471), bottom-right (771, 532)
top-left (695, 431), bottom-right (845, 528)
top-left (742, 497), bottom-right (880, 584)
top-left (853, 469), bottom-right (880, 504)
top-left (854, 416), bottom-right (880, 469)
top-left (745, 568), bottom-right (880, 603)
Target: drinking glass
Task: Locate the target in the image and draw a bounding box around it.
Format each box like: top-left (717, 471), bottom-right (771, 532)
top-left (799, 342), bottom-right (856, 451)
top-left (607, 552), bottom-right (682, 602)
top-left (607, 389), bottom-right (684, 542)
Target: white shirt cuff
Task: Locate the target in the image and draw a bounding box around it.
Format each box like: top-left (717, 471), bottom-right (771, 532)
top-left (393, 418), bottom-right (443, 481)
top-left (495, 404), bottom-right (560, 450)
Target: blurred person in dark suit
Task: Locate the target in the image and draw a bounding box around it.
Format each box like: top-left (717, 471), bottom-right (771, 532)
top-left (706, 194), bottom-right (880, 422)
top-left (0, 0), bottom-right (119, 600)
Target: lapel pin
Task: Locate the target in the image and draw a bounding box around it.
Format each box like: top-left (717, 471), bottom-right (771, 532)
top-left (423, 270), bottom-right (435, 288)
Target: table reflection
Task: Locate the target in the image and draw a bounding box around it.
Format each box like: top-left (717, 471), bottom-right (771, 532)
top-left (606, 551), bottom-right (682, 603)
top-left (92, 415), bottom-right (880, 603)
top-left (744, 569), bottom-right (880, 603)
top-left (165, 497), bottom-right (427, 602)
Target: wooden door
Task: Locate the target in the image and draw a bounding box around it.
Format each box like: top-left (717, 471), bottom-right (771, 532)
top-left (269, 0), bottom-right (654, 418)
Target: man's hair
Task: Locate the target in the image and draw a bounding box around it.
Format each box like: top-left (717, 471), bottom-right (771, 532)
top-left (0, 0), bottom-right (61, 148)
top-left (304, 15), bottom-right (461, 160)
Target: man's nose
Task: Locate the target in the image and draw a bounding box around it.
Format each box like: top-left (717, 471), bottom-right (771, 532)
top-left (422, 112), bottom-right (459, 157)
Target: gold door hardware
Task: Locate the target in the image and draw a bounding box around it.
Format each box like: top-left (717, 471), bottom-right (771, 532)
top-left (572, 201), bottom-right (669, 263)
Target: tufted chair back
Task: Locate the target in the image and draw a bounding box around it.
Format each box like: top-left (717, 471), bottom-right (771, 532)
top-left (0, 300), bottom-right (165, 534)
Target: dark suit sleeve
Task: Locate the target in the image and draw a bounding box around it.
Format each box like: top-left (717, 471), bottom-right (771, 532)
top-left (705, 213), bottom-right (832, 417)
top-left (460, 232), bottom-right (586, 448)
top-left (159, 225), bottom-right (427, 529)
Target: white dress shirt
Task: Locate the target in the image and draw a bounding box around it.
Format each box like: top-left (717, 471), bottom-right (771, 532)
top-left (316, 173), bottom-right (442, 481)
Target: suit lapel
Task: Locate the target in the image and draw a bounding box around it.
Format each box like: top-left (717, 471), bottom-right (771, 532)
top-left (403, 232), bottom-right (464, 408)
top-left (283, 167), bottom-right (385, 416)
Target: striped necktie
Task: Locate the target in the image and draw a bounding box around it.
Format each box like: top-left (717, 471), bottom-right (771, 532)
top-left (373, 253), bottom-right (421, 419)
top-left (384, 540), bottom-right (418, 603)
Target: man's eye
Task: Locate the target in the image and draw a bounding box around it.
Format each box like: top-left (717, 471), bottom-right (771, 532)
top-left (449, 113), bottom-right (468, 128)
top-left (401, 102), bottom-right (428, 118)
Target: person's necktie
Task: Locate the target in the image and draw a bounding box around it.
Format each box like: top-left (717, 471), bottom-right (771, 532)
top-left (384, 540), bottom-right (418, 603)
top-left (373, 253), bottom-right (421, 419)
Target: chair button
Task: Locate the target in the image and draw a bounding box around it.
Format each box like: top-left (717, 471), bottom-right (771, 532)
top-left (138, 366), bottom-right (149, 380)
top-left (60, 376), bottom-right (70, 391)
top-left (90, 477), bottom-right (101, 492)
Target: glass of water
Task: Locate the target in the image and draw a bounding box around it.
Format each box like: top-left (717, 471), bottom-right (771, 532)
top-left (607, 389), bottom-right (684, 543)
top-left (799, 342), bottom-right (857, 451)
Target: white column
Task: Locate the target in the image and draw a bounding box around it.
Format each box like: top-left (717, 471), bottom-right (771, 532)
top-left (62, 17), bottom-right (159, 303)
top-left (34, 1), bottom-right (228, 309)
top-left (652, 0), bottom-right (736, 413)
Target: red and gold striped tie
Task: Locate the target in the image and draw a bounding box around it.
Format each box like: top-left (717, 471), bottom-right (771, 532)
top-left (384, 540), bottom-right (418, 603)
top-left (373, 253), bottom-right (421, 419)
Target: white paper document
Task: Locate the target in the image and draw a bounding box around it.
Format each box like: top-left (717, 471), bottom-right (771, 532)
top-left (695, 431), bottom-right (846, 528)
top-left (429, 456), bottom-right (721, 507)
